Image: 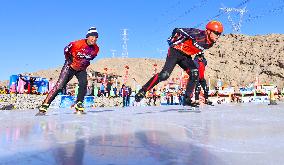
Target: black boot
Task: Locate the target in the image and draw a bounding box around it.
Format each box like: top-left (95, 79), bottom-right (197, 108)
top-left (75, 101), bottom-right (85, 112)
top-left (135, 89), bottom-right (146, 102)
top-left (195, 101), bottom-right (200, 106)
top-left (183, 98), bottom-right (198, 107)
top-left (35, 103), bottom-right (49, 116)
top-left (205, 99), bottom-right (213, 105)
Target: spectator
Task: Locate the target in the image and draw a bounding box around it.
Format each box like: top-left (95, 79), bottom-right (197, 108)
top-left (29, 77), bottom-right (36, 94)
top-left (152, 88), bottom-right (158, 106)
top-left (17, 74), bottom-right (26, 94)
top-left (94, 86), bottom-right (99, 97)
top-left (106, 81), bottom-right (112, 97)
top-left (113, 86), bottom-right (118, 97)
top-left (121, 84), bottom-right (128, 107)
top-left (74, 83), bottom-right (79, 96)
top-left (9, 82), bottom-right (17, 94)
top-left (48, 78), bottom-right (56, 93)
top-left (109, 84), bottom-right (115, 97)
top-left (100, 83), bottom-right (105, 96)
top-left (90, 83), bottom-right (95, 96)
top-left (126, 86), bottom-right (131, 106)
top-left (0, 86), bottom-right (5, 94)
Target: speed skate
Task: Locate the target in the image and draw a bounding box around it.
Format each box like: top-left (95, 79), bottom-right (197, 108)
top-left (177, 106), bottom-right (201, 113)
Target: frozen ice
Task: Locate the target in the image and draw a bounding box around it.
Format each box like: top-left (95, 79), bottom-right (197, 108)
top-left (0, 102), bottom-right (284, 165)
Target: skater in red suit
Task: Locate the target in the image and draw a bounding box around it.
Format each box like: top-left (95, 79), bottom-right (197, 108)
top-left (36, 27), bottom-right (99, 116)
top-left (135, 21), bottom-right (223, 107)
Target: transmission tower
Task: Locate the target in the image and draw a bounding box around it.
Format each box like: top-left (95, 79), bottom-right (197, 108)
top-left (220, 6), bottom-right (247, 33)
top-left (121, 29), bottom-right (129, 58)
top-left (110, 49), bottom-right (116, 58)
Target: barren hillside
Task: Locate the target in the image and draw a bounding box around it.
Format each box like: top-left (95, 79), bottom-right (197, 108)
top-left (205, 33), bottom-right (284, 88)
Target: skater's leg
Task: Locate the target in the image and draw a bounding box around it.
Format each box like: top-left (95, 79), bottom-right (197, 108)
top-left (200, 79), bottom-right (208, 99)
top-left (195, 81), bottom-right (201, 103)
top-left (75, 70), bottom-right (88, 102)
top-left (37, 62), bottom-right (75, 115)
top-left (143, 48), bottom-right (179, 91)
top-left (179, 57), bottom-right (199, 106)
top-left (200, 79), bottom-right (212, 105)
top-left (186, 69), bottom-right (198, 96)
top-left (74, 70), bottom-right (88, 111)
top-left (135, 48), bottom-right (180, 102)
top-left (42, 62), bottom-right (75, 105)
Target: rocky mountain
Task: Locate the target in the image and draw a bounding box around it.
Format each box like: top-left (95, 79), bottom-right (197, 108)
top-left (205, 33), bottom-right (284, 88)
top-left (1, 33), bottom-right (284, 89)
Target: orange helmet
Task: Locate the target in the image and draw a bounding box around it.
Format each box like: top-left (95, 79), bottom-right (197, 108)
top-left (206, 20), bottom-right (224, 34)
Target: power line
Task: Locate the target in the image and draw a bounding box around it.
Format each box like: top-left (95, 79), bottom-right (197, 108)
top-left (145, 0), bottom-right (211, 51)
top-left (167, 0), bottom-right (209, 25)
top-left (243, 1), bottom-right (284, 24)
top-left (160, 0), bottom-right (184, 18)
top-left (152, 0), bottom-right (210, 34)
top-left (194, 0), bottom-right (251, 28)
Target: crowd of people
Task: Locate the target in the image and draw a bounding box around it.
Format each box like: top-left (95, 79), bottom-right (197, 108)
top-left (9, 74), bottom-right (39, 94)
top-left (3, 75), bottom-right (57, 95)
top-left (1, 75), bottom-right (284, 109)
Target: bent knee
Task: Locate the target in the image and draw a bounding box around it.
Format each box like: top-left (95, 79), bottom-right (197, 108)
top-left (190, 69), bottom-right (199, 82)
top-left (159, 71), bottom-right (170, 81)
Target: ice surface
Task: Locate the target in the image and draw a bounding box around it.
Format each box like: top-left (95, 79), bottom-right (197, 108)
top-left (0, 103), bottom-right (284, 165)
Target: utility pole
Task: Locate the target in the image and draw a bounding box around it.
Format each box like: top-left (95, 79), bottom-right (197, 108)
top-left (110, 49), bottom-right (116, 58)
top-left (121, 29), bottom-right (129, 58)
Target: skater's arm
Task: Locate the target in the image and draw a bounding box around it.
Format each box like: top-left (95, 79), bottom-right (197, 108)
top-left (64, 43), bottom-right (73, 64)
top-left (168, 28), bottom-right (196, 46)
top-left (90, 45), bottom-right (99, 60)
top-left (203, 56), bottom-right (207, 66)
top-left (174, 28), bottom-right (195, 39)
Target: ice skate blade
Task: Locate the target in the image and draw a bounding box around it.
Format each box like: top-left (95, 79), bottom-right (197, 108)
top-left (35, 112), bottom-right (47, 116)
top-left (74, 111), bottom-right (87, 115)
top-left (178, 107), bottom-right (201, 113)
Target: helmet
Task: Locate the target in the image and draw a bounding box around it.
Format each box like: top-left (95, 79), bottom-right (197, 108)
top-left (206, 20), bottom-right (223, 34)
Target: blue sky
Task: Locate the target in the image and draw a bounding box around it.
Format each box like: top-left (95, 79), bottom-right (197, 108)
top-left (0, 0), bottom-right (284, 80)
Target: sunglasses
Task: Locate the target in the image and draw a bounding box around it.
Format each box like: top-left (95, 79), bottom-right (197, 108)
top-left (211, 30), bottom-right (221, 36)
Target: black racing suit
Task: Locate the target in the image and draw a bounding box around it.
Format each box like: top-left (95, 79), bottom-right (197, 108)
top-left (140, 28), bottom-right (214, 99)
top-left (43, 61), bottom-right (88, 104)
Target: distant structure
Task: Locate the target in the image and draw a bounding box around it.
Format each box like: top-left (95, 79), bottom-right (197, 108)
top-left (110, 49), bottom-right (116, 58)
top-left (121, 29), bottom-right (129, 58)
top-left (157, 48), bottom-right (166, 59)
top-left (220, 6), bottom-right (247, 33)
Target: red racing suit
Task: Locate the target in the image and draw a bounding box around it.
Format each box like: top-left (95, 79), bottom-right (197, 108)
top-left (167, 28), bottom-right (213, 56)
top-left (43, 39), bottom-right (99, 105)
top-left (194, 55), bottom-right (207, 80)
top-left (64, 39), bottom-right (99, 71)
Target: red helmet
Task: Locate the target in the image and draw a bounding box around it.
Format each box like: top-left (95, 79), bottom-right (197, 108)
top-left (206, 20), bottom-right (224, 34)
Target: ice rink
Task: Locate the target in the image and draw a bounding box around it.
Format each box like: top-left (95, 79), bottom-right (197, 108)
top-left (0, 103), bottom-right (284, 165)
